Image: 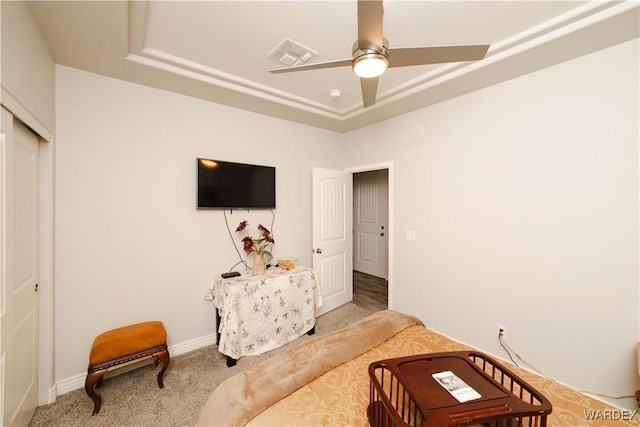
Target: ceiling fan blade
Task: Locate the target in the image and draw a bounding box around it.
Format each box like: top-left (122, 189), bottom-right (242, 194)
top-left (388, 45), bottom-right (490, 68)
top-left (270, 58), bottom-right (352, 74)
top-left (360, 77), bottom-right (379, 108)
top-left (357, 0), bottom-right (383, 50)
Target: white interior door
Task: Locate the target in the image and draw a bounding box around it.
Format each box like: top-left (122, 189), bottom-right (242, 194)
top-left (1, 108), bottom-right (39, 427)
top-left (312, 167), bottom-right (353, 315)
top-left (353, 170), bottom-right (388, 279)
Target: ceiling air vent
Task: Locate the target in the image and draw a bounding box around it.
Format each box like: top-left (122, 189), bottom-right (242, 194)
top-left (268, 39), bottom-right (318, 67)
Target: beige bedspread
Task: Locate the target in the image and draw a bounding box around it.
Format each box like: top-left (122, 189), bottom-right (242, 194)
top-left (196, 310), bottom-right (423, 427)
top-left (197, 310), bottom-right (638, 427)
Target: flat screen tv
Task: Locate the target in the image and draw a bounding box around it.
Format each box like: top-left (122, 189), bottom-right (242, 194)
top-left (197, 158), bottom-right (276, 209)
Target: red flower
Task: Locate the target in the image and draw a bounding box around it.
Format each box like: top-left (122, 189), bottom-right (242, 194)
top-left (258, 224), bottom-right (274, 244)
top-left (241, 236), bottom-right (255, 254)
top-left (236, 220), bottom-right (274, 262)
top-left (235, 220), bottom-right (248, 233)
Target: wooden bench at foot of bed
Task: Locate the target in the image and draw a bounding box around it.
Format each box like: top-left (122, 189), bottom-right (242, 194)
top-left (84, 321), bottom-right (170, 415)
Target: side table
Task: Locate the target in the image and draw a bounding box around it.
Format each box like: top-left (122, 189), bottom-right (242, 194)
top-left (208, 266), bottom-right (322, 366)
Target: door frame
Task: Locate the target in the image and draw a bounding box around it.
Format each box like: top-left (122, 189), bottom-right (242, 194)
top-left (353, 169), bottom-right (389, 280)
top-left (345, 161), bottom-right (393, 310)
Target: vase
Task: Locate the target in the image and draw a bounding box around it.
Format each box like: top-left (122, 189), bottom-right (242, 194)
top-left (252, 252), bottom-right (266, 276)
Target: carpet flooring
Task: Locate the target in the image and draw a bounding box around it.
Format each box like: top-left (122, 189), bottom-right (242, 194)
top-left (28, 303), bottom-right (374, 427)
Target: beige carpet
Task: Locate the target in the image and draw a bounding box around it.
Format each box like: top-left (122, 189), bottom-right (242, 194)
top-left (29, 303), bottom-right (374, 427)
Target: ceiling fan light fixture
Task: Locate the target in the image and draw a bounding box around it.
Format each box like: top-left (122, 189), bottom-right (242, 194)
top-left (353, 53), bottom-right (388, 78)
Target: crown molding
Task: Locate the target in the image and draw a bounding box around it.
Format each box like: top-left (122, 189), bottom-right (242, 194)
top-left (125, 1), bottom-right (639, 132)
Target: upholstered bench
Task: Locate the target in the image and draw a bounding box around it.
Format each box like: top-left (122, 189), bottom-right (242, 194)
top-left (84, 321), bottom-right (170, 415)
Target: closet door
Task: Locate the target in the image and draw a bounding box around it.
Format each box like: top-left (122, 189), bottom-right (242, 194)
top-left (1, 107), bottom-right (39, 427)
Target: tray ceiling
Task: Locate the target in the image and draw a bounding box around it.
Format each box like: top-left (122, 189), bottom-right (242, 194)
top-left (27, 1), bottom-right (639, 133)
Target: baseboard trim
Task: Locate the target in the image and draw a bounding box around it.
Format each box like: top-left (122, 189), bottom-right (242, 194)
top-left (46, 385), bottom-right (58, 405)
top-left (52, 333), bottom-right (217, 399)
top-left (169, 333), bottom-right (217, 356)
top-left (55, 372), bottom-right (85, 397)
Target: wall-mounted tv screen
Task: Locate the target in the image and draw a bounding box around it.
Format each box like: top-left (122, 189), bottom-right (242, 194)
top-left (197, 158), bottom-right (276, 209)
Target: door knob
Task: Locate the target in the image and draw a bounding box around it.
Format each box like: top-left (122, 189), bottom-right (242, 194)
top-left (314, 248), bottom-right (323, 254)
top-left (380, 233), bottom-right (385, 236)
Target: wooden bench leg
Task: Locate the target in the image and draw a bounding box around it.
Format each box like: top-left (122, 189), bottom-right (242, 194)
top-left (85, 369), bottom-right (107, 416)
top-left (153, 349), bottom-right (170, 388)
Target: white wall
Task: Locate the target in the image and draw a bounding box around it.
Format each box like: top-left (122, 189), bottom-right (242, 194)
top-left (345, 39), bottom-right (639, 409)
top-left (54, 65), bottom-right (346, 385)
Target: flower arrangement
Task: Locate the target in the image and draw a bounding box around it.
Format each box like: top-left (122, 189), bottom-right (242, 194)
top-left (235, 220), bottom-right (274, 263)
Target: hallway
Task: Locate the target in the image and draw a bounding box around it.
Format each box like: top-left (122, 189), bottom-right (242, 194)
top-left (352, 270), bottom-right (388, 313)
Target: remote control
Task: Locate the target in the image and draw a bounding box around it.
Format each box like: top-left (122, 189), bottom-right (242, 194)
top-left (221, 271), bottom-right (241, 279)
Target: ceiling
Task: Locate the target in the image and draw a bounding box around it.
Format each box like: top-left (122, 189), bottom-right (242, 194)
top-left (27, 1), bottom-right (639, 133)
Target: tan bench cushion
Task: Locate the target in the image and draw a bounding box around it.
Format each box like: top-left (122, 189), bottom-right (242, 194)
top-left (89, 321), bottom-right (166, 366)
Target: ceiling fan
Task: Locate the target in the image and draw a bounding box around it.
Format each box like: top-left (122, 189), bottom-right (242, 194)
top-left (270, 0), bottom-right (490, 108)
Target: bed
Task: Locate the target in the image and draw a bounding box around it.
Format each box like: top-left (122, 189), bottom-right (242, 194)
top-left (196, 310), bottom-right (637, 426)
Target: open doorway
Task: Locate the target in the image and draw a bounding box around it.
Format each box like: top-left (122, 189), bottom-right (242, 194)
top-left (352, 168), bottom-right (390, 313)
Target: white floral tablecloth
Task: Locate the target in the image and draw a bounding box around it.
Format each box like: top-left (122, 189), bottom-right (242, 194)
top-left (208, 266), bottom-right (322, 360)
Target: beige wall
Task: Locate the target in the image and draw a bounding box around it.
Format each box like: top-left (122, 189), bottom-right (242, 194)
top-left (54, 65), bottom-right (346, 386)
top-left (345, 39), bottom-right (640, 409)
top-left (0, 1), bottom-right (55, 136)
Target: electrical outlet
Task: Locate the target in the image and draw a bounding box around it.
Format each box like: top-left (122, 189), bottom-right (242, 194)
top-left (498, 324), bottom-right (507, 338)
